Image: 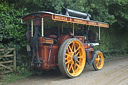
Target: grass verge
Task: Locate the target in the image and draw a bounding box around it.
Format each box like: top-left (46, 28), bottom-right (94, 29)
top-left (0, 64), bottom-right (38, 85)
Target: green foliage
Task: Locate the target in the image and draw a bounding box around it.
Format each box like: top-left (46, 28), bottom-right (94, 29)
top-left (0, 0), bottom-right (127, 57)
top-left (0, 2), bottom-right (28, 46)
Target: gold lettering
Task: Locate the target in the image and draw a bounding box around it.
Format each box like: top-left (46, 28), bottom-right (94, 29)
top-left (74, 19), bottom-right (83, 23)
top-left (54, 16), bottom-right (67, 21)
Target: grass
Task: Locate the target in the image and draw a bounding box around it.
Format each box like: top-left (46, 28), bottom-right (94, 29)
top-left (0, 64), bottom-right (38, 85)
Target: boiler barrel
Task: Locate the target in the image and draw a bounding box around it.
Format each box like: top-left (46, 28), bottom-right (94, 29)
top-left (61, 8), bottom-right (91, 20)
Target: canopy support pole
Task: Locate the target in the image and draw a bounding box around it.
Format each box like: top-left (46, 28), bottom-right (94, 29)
top-left (31, 19), bottom-right (33, 37)
top-left (73, 23), bottom-right (74, 35)
top-left (42, 18), bottom-right (44, 36)
top-left (62, 22), bottom-right (63, 33)
top-left (99, 27), bottom-right (101, 40)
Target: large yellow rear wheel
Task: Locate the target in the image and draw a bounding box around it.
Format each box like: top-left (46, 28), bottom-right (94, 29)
top-left (58, 38), bottom-right (86, 78)
top-left (92, 51), bottom-right (104, 71)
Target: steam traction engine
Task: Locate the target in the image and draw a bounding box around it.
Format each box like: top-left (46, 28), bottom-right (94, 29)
top-left (22, 8), bottom-right (109, 78)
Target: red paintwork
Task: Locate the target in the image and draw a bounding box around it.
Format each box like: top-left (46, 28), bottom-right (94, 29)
top-left (49, 35), bottom-right (57, 38)
top-left (34, 35), bottom-right (91, 71)
top-left (58, 35), bottom-right (72, 46)
top-left (75, 36), bottom-right (84, 43)
top-left (38, 44), bottom-right (59, 70)
top-left (36, 37), bottom-right (59, 70)
top-left (84, 44), bottom-right (89, 49)
top-left (34, 35), bottom-right (72, 70)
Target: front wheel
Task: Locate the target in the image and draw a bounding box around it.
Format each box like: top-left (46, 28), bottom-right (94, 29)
top-left (58, 38), bottom-right (86, 78)
top-left (92, 51), bottom-right (104, 71)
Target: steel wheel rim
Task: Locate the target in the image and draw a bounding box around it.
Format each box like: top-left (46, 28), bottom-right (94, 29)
top-left (64, 40), bottom-right (85, 77)
top-left (95, 52), bottom-right (104, 69)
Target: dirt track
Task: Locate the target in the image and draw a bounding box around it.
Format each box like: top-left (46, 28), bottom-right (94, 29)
top-left (6, 57), bottom-right (128, 85)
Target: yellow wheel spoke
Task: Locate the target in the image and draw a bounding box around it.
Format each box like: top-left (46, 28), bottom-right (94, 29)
top-left (75, 47), bottom-right (80, 52)
top-left (75, 63), bottom-right (81, 70)
top-left (72, 66), bottom-right (75, 73)
top-left (68, 64), bottom-right (73, 71)
top-left (68, 45), bottom-right (73, 52)
top-left (76, 63), bottom-right (79, 66)
top-left (99, 62), bottom-right (101, 66)
top-left (78, 56), bottom-right (83, 59)
top-left (96, 63), bottom-right (99, 67)
top-left (76, 60), bottom-right (80, 64)
top-left (74, 63), bottom-right (77, 70)
top-left (66, 48), bottom-right (70, 53)
top-left (65, 53), bottom-right (72, 57)
top-left (67, 64), bottom-right (69, 71)
top-left (71, 42), bottom-right (75, 50)
top-left (74, 45), bottom-right (76, 53)
top-left (76, 51), bottom-right (80, 55)
top-left (95, 58), bottom-right (99, 63)
top-left (65, 60), bottom-right (72, 64)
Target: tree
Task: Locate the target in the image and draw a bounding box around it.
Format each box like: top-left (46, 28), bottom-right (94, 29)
top-left (0, 0), bottom-right (128, 56)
